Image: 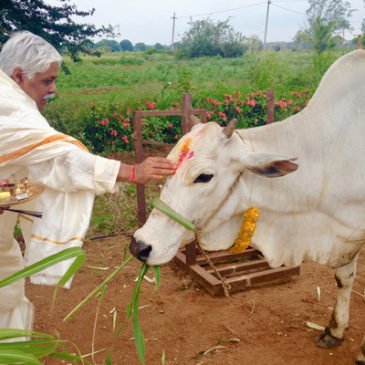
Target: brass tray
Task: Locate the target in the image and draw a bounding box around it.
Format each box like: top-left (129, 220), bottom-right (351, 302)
top-left (0, 182), bottom-right (46, 207)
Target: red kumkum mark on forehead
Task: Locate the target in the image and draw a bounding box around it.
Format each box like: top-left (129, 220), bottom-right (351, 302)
top-left (175, 137), bottom-right (194, 170)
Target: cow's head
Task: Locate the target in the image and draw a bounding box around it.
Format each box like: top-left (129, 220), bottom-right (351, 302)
top-left (130, 118), bottom-right (298, 265)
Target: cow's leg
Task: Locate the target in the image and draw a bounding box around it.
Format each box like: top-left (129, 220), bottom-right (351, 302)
top-left (355, 337), bottom-right (365, 364)
top-left (316, 253), bottom-right (358, 349)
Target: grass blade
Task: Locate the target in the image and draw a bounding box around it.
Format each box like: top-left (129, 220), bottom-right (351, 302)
top-left (53, 250), bottom-right (86, 303)
top-left (64, 255), bottom-right (134, 321)
top-left (0, 349), bottom-right (41, 364)
top-left (0, 247), bottom-right (85, 289)
top-left (131, 264), bottom-right (150, 365)
top-left (0, 329), bottom-right (53, 341)
top-left (126, 264), bottom-right (149, 319)
top-left (0, 340), bottom-right (58, 358)
top-left (106, 351), bottom-right (112, 365)
top-left (153, 266), bottom-right (160, 290)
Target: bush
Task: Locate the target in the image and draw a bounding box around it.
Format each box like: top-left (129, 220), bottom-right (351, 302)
top-left (83, 101), bottom-right (183, 153)
top-left (195, 89), bottom-right (310, 128)
top-left (84, 104), bottom-right (134, 153)
top-left (82, 88), bottom-right (310, 153)
top-left (119, 55), bottom-right (144, 65)
top-left (177, 18), bottom-right (246, 58)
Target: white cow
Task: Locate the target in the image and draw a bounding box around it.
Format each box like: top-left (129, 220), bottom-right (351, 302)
top-left (130, 50), bottom-right (365, 363)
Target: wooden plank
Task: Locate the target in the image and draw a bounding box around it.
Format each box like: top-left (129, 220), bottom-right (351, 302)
top-left (206, 258), bottom-right (270, 276)
top-left (134, 109), bottom-right (206, 117)
top-left (226, 265), bottom-right (300, 287)
top-left (195, 248), bottom-right (262, 265)
top-left (248, 266), bottom-right (300, 285)
top-left (185, 242), bottom-right (197, 265)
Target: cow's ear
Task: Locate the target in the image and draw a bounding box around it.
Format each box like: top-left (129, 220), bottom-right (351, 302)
top-left (246, 152), bottom-right (298, 177)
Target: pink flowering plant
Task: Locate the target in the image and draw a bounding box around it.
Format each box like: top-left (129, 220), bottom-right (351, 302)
top-left (84, 101), bottom-right (182, 153)
top-left (85, 103), bottom-right (133, 153)
top-left (195, 89), bottom-right (310, 128)
top-left (274, 89), bottom-right (310, 120)
top-left (83, 89), bottom-right (309, 153)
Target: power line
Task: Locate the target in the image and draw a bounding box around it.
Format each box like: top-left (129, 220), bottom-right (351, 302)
top-left (271, 3), bottom-right (306, 15)
top-left (177, 2), bottom-right (266, 19)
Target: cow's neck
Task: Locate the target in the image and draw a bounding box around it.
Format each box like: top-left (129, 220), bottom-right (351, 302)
top-left (237, 110), bottom-right (324, 213)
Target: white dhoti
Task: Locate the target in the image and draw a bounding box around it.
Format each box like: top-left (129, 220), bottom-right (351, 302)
top-left (0, 69), bottom-right (121, 333)
top-left (0, 201), bottom-right (34, 336)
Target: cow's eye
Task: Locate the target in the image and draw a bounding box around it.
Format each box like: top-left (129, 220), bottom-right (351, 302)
top-left (194, 174), bottom-right (214, 183)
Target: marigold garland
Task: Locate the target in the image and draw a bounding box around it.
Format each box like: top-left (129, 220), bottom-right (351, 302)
top-left (228, 206), bottom-right (260, 254)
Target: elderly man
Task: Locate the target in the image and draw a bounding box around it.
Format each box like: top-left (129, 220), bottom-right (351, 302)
top-left (0, 31), bottom-right (175, 332)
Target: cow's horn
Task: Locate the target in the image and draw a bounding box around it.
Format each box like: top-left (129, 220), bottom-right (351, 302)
top-left (190, 114), bottom-right (201, 125)
top-left (223, 119), bottom-right (238, 138)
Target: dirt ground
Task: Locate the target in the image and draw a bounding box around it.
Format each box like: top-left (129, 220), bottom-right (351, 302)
top-left (26, 235), bottom-right (365, 365)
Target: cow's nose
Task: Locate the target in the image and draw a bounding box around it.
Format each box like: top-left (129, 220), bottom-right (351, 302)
top-left (129, 236), bottom-right (152, 262)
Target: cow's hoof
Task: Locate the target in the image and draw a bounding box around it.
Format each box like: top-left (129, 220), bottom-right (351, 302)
top-left (355, 361), bottom-right (365, 365)
top-left (316, 328), bottom-right (343, 349)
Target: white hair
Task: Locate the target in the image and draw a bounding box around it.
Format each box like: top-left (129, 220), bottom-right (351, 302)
top-left (0, 31), bottom-right (62, 79)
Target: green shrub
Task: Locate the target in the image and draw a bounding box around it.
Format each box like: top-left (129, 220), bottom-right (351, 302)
top-left (84, 103), bottom-right (133, 153)
top-left (119, 55), bottom-right (145, 65)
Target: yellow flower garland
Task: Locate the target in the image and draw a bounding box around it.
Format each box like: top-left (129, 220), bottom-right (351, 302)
top-left (228, 206), bottom-right (260, 254)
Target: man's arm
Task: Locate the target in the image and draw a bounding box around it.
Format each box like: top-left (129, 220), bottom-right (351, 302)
top-left (25, 147), bottom-right (176, 195)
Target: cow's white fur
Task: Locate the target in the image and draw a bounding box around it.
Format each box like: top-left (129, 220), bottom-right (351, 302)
top-left (134, 50), bottom-right (365, 361)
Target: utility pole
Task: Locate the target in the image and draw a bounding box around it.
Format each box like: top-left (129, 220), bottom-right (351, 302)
top-left (171, 12), bottom-right (176, 50)
top-left (263, 0), bottom-right (271, 49)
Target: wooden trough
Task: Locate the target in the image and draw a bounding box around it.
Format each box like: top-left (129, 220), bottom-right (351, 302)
top-left (133, 93), bottom-right (300, 296)
top-left (175, 242), bottom-right (300, 296)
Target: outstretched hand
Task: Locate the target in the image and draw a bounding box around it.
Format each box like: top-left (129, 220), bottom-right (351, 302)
top-left (117, 157), bottom-right (176, 184)
top-left (134, 157), bottom-right (176, 184)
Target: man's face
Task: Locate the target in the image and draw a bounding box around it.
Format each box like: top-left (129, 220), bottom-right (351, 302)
top-left (12, 61), bottom-right (59, 111)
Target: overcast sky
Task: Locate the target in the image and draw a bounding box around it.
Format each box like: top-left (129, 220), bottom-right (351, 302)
top-left (46, 0), bottom-right (364, 45)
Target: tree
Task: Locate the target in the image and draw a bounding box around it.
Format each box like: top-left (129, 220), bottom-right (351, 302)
top-left (306, 0), bottom-right (355, 33)
top-left (94, 39), bottom-right (120, 52)
top-left (154, 42), bottom-right (164, 50)
top-left (120, 39), bottom-right (134, 51)
top-left (244, 35), bottom-right (263, 52)
top-left (134, 42), bottom-right (146, 52)
top-left (178, 18), bottom-right (245, 58)
top-left (0, 0), bottom-right (114, 60)
top-left (295, 0), bottom-right (355, 53)
top-left (293, 31), bottom-right (311, 50)
top-left (311, 17), bottom-right (337, 53)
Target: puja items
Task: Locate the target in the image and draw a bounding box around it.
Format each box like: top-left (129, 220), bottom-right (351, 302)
top-left (0, 177), bottom-right (31, 202)
top-left (0, 177), bottom-right (45, 218)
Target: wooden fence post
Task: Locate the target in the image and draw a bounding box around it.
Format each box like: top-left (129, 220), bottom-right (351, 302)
top-left (181, 94), bottom-right (193, 134)
top-left (132, 111), bottom-right (147, 226)
top-left (266, 88), bottom-right (274, 124)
